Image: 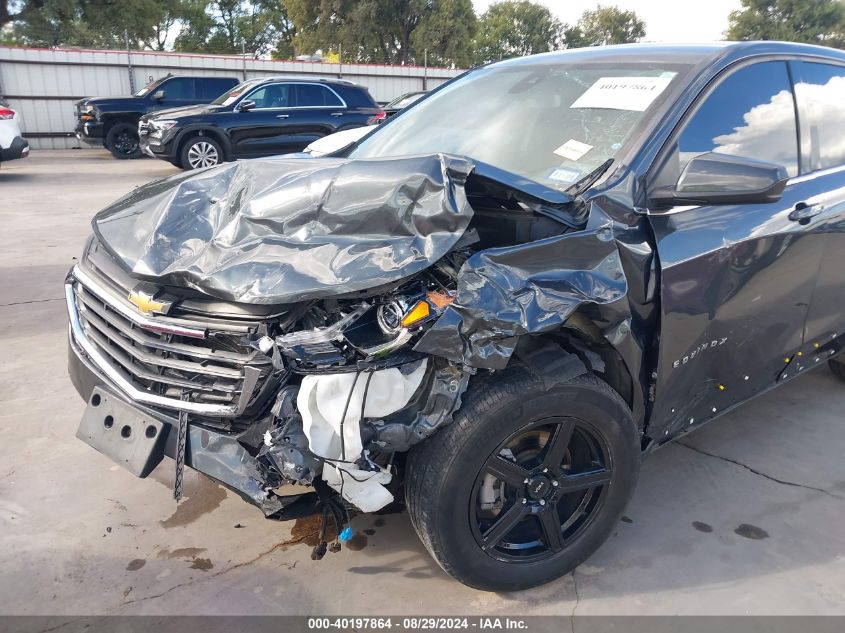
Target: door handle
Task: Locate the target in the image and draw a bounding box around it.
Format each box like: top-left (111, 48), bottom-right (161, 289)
top-left (789, 201), bottom-right (824, 223)
top-left (276, 114), bottom-right (289, 119)
top-left (330, 112), bottom-right (344, 117)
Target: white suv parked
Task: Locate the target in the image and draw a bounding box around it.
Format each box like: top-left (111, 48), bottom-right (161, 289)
top-left (0, 104), bottom-right (29, 165)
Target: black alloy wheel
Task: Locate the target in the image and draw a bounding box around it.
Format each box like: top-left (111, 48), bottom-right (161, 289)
top-left (471, 417), bottom-right (612, 563)
top-left (405, 367), bottom-right (639, 591)
top-left (106, 123), bottom-right (141, 159)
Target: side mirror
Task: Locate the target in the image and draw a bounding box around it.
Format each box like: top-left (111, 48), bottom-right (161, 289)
top-left (152, 90), bottom-right (165, 101)
top-left (237, 99), bottom-right (256, 112)
top-left (651, 152), bottom-right (789, 207)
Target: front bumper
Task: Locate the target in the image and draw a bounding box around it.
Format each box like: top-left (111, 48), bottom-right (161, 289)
top-left (75, 121), bottom-right (104, 146)
top-left (139, 136), bottom-right (175, 160)
top-left (139, 128), bottom-right (178, 162)
top-left (0, 136), bottom-right (29, 161)
top-left (68, 321), bottom-right (317, 519)
top-left (67, 333), bottom-right (252, 493)
top-left (65, 262), bottom-right (321, 519)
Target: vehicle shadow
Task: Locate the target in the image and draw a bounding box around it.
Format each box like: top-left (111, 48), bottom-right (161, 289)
top-left (0, 171), bottom-right (34, 183)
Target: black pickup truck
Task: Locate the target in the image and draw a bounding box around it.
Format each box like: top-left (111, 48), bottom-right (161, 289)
top-left (74, 75), bottom-right (238, 159)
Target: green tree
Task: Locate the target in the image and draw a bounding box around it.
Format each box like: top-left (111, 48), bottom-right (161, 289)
top-left (412, 0), bottom-right (476, 67)
top-left (284, 0), bottom-right (354, 59)
top-left (472, 0), bottom-right (563, 64)
top-left (174, 0), bottom-right (295, 56)
top-left (4, 0), bottom-right (193, 49)
top-left (565, 5), bottom-right (646, 48)
top-left (142, 0), bottom-right (199, 51)
top-left (347, 0), bottom-right (427, 64)
top-left (727, 0), bottom-right (845, 48)
top-left (285, 0), bottom-right (472, 66)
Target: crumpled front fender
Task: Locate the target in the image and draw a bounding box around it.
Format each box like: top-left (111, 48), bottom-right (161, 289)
top-left (414, 205), bottom-right (629, 370)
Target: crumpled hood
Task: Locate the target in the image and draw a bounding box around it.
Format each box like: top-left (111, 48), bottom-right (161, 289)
top-left (92, 154), bottom-right (475, 304)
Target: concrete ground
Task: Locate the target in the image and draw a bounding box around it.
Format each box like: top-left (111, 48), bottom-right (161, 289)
top-left (1, 150), bottom-right (844, 616)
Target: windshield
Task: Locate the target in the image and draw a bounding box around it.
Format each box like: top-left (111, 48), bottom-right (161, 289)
top-left (351, 61), bottom-right (692, 189)
top-left (134, 77), bottom-right (166, 97)
top-left (211, 79), bottom-right (264, 106)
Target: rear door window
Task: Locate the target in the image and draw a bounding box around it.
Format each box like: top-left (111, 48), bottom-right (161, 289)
top-left (793, 61), bottom-right (845, 172)
top-left (199, 78), bottom-right (237, 101)
top-left (296, 84), bottom-right (344, 108)
top-left (160, 78), bottom-right (195, 100)
top-left (677, 61), bottom-right (799, 177)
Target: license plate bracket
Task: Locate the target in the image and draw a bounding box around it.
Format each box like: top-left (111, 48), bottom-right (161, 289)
top-left (76, 387), bottom-right (167, 477)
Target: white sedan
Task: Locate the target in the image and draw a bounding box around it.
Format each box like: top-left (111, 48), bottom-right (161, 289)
top-left (0, 104), bottom-right (29, 165)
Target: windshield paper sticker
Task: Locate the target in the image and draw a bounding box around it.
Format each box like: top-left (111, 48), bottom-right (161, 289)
top-left (548, 167), bottom-right (582, 183)
top-left (554, 139), bottom-right (593, 161)
top-left (570, 76), bottom-right (674, 111)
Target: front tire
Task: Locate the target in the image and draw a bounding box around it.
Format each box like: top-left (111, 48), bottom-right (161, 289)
top-left (105, 123), bottom-right (141, 159)
top-left (406, 366), bottom-right (639, 591)
top-left (180, 136), bottom-right (222, 170)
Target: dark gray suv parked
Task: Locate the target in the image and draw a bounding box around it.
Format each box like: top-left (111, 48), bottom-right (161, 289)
top-left (67, 41), bottom-right (845, 590)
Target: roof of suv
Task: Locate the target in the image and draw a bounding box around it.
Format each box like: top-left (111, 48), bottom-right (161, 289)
top-left (248, 76), bottom-right (363, 88)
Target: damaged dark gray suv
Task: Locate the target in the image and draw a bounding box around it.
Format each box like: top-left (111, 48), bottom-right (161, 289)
top-left (66, 41), bottom-right (845, 590)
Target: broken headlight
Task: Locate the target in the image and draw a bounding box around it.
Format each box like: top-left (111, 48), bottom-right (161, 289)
top-left (275, 290), bottom-right (454, 370)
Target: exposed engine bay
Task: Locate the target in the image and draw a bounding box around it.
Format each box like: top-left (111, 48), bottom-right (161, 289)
top-left (253, 235), bottom-right (478, 513)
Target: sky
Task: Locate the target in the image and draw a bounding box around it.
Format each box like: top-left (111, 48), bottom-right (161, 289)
top-left (471, 0), bottom-right (743, 43)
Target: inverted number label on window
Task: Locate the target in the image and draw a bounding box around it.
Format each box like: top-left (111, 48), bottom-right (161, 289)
top-left (571, 76), bottom-right (674, 111)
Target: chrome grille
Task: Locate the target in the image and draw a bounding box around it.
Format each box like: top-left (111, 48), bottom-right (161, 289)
top-left (67, 264), bottom-right (271, 416)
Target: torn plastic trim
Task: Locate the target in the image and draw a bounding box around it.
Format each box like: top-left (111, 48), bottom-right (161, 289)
top-left (275, 304), bottom-right (369, 348)
top-left (365, 358), bottom-right (472, 452)
top-left (173, 418), bottom-right (323, 521)
top-left (514, 336), bottom-right (589, 389)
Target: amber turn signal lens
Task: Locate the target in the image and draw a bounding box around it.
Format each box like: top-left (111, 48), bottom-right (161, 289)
top-left (400, 300), bottom-right (431, 328)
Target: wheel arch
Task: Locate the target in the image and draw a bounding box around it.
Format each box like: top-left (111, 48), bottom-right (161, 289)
top-left (508, 318), bottom-right (636, 429)
top-left (174, 126), bottom-right (232, 161)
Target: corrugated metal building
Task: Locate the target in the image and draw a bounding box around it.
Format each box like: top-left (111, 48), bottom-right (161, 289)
top-left (0, 46), bottom-right (464, 149)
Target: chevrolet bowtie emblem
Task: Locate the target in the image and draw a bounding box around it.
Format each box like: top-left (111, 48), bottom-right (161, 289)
top-left (128, 289), bottom-right (171, 315)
